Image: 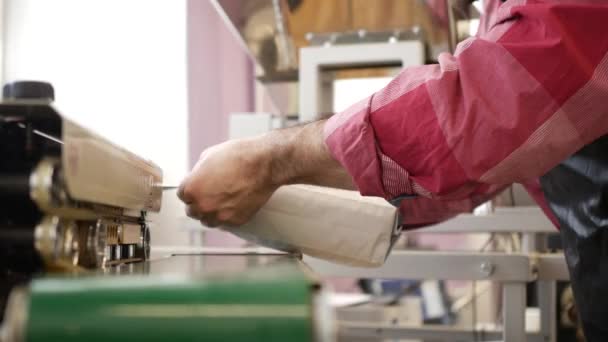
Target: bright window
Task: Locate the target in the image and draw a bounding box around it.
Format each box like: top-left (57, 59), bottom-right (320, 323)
top-left (4, 0), bottom-right (188, 184)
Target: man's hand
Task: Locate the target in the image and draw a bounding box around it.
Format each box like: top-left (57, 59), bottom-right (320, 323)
top-left (177, 138), bottom-right (277, 227)
top-left (177, 120), bottom-right (355, 227)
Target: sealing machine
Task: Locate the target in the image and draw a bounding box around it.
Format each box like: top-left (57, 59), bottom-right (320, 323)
top-left (0, 81), bottom-right (331, 342)
top-left (0, 80), bottom-right (160, 292)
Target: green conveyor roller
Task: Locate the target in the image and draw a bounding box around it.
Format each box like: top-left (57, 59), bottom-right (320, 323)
top-left (1, 254), bottom-right (334, 342)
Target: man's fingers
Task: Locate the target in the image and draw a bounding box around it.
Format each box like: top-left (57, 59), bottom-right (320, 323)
top-left (177, 180), bottom-right (194, 204)
top-left (185, 204), bottom-right (201, 220)
top-left (199, 212), bottom-right (220, 227)
top-left (200, 218), bottom-right (220, 228)
top-left (185, 204), bottom-right (221, 228)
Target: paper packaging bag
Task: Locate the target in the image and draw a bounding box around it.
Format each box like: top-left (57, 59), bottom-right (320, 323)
top-left (222, 185), bottom-right (401, 268)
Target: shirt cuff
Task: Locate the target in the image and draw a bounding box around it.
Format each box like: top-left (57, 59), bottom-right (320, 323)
top-left (323, 96), bottom-right (386, 198)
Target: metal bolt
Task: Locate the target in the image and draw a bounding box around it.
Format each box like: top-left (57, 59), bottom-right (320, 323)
top-left (479, 261), bottom-right (494, 278)
top-left (116, 224), bottom-right (123, 244)
top-left (127, 244), bottom-right (135, 259)
top-left (113, 245), bottom-right (122, 260)
top-left (104, 245), bottom-right (112, 261)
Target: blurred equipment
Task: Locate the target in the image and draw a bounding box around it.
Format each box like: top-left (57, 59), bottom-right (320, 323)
top-left (213, 0), bottom-right (479, 80)
top-left (213, 0), bottom-right (480, 117)
top-left (0, 81), bottom-right (162, 318)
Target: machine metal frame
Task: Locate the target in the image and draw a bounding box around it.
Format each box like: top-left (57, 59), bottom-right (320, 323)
top-left (305, 207), bottom-right (568, 342)
top-left (298, 41), bottom-right (424, 122)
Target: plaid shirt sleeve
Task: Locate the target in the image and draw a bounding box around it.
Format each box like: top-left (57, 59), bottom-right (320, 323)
top-left (324, 0), bottom-right (608, 226)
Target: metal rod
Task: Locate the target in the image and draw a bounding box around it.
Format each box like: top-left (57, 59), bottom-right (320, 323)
top-left (337, 322), bottom-right (547, 342)
top-left (305, 250), bottom-right (533, 281)
top-left (538, 281), bottom-right (557, 342)
top-left (503, 283), bottom-right (527, 342)
top-left (422, 207), bottom-right (555, 234)
top-left (0, 226), bottom-right (34, 245)
top-left (0, 174), bottom-right (30, 196)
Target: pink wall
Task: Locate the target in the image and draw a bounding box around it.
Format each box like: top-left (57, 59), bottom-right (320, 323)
top-left (187, 0), bottom-right (253, 166)
top-left (187, 0), bottom-right (254, 247)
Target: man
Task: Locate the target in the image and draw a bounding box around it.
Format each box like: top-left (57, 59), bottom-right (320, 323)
top-left (179, 0), bottom-right (608, 340)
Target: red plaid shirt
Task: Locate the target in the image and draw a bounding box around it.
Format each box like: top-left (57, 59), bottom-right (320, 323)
top-left (324, 0), bottom-right (608, 228)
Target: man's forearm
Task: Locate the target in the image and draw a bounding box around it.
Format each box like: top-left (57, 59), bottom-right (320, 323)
top-left (259, 120), bottom-right (356, 190)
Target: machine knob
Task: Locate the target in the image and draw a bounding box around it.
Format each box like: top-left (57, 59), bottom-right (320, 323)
top-left (3, 81), bottom-right (55, 101)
